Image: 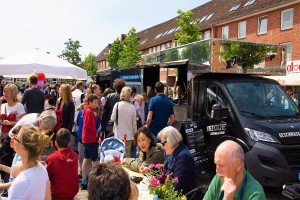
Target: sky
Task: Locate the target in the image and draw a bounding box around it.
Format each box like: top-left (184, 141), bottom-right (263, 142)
top-left (0, 0), bottom-right (210, 60)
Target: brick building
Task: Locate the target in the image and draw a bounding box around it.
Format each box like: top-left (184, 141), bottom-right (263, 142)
top-left (96, 0), bottom-right (300, 88)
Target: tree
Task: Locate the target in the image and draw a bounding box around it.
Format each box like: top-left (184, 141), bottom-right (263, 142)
top-left (82, 53), bottom-right (97, 79)
top-left (217, 40), bottom-right (277, 72)
top-left (107, 38), bottom-right (124, 68)
top-left (58, 38), bottom-right (82, 67)
top-left (175, 10), bottom-right (201, 45)
top-left (117, 28), bottom-right (142, 68)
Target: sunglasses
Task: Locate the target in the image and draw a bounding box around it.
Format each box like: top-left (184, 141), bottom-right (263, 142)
top-left (12, 136), bottom-right (21, 143)
top-left (161, 140), bottom-right (167, 147)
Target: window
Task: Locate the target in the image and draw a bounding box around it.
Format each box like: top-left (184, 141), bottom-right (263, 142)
top-left (258, 16), bottom-right (267, 35)
top-left (238, 21), bottom-right (246, 39)
top-left (281, 42), bottom-right (292, 61)
top-left (203, 31), bottom-right (211, 40)
top-left (200, 16), bottom-right (207, 23)
top-left (244, 0), bottom-right (256, 7)
top-left (155, 33), bottom-right (162, 39)
top-left (222, 26), bottom-right (229, 39)
top-left (205, 13), bottom-right (214, 21)
top-left (281, 9), bottom-right (293, 30)
top-left (206, 83), bottom-right (228, 116)
top-left (229, 4), bottom-right (241, 12)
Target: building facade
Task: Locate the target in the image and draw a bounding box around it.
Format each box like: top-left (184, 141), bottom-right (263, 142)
top-left (96, 0), bottom-right (300, 86)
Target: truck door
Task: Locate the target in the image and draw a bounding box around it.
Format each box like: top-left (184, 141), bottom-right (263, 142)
top-left (203, 82), bottom-right (231, 156)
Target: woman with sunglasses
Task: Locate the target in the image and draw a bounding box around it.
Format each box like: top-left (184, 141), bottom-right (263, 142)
top-left (8, 124), bottom-right (51, 200)
top-left (157, 126), bottom-right (198, 196)
top-left (122, 127), bottom-right (165, 173)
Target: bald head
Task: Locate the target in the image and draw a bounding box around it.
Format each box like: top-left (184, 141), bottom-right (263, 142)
top-left (216, 140), bottom-right (244, 162)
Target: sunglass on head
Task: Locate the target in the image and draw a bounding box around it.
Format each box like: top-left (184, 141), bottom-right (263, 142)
top-left (12, 136), bottom-right (21, 143)
top-left (161, 140), bottom-right (167, 147)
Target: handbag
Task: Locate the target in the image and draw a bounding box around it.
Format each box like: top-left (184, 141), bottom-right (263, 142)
top-left (1, 104), bottom-right (16, 134)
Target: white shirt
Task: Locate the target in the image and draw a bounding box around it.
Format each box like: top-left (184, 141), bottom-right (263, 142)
top-left (8, 113), bottom-right (39, 137)
top-left (72, 88), bottom-right (84, 122)
top-left (8, 163), bottom-right (49, 200)
top-left (0, 102), bottom-right (25, 121)
top-left (111, 101), bottom-right (137, 140)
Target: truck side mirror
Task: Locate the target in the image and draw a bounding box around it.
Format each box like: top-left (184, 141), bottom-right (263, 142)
top-left (211, 104), bottom-right (222, 121)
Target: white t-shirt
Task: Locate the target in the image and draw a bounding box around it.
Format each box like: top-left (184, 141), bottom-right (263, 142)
top-left (8, 113), bottom-right (39, 137)
top-left (0, 102), bottom-right (25, 121)
top-left (8, 162), bottom-right (48, 200)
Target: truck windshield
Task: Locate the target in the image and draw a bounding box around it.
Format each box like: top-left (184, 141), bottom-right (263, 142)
top-left (225, 81), bottom-right (300, 118)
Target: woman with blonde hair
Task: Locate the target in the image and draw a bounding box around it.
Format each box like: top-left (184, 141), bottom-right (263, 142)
top-left (111, 86), bottom-right (137, 157)
top-left (53, 84), bottom-right (75, 133)
top-left (8, 124), bottom-right (51, 199)
top-left (0, 83), bottom-right (25, 184)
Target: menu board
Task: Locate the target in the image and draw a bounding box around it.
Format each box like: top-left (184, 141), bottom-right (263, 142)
top-left (180, 121), bottom-right (210, 176)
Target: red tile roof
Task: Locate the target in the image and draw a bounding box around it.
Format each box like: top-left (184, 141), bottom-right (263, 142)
top-left (96, 0), bottom-right (298, 62)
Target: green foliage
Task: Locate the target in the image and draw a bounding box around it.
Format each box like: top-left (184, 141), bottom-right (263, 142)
top-left (58, 38), bottom-right (82, 67)
top-left (107, 38), bottom-right (124, 68)
top-left (117, 28), bottom-right (142, 68)
top-left (82, 53), bottom-right (97, 79)
top-left (175, 10), bottom-right (201, 45)
top-left (217, 40), bottom-right (277, 71)
top-left (181, 40), bottom-right (210, 65)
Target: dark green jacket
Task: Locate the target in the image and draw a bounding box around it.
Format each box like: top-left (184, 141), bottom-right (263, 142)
top-left (125, 143), bottom-right (165, 172)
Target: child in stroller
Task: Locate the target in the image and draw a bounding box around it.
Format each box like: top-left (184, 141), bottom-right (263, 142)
top-left (98, 137), bottom-right (126, 163)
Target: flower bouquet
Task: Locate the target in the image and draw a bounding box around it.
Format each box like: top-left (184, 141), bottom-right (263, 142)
top-left (147, 163), bottom-right (186, 200)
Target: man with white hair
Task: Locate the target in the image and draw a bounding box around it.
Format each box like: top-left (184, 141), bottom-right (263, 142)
top-left (204, 140), bottom-right (266, 200)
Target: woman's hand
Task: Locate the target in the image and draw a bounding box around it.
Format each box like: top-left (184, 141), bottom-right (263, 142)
top-left (2, 120), bottom-right (11, 126)
top-left (139, 166), bottom-right (150, 175)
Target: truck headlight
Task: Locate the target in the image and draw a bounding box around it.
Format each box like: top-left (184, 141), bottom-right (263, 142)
top-left (245, 128), bottom-right (280, 144)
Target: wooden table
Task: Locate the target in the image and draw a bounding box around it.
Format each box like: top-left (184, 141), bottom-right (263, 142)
top-left (123, 167), bottom-right (154, 200)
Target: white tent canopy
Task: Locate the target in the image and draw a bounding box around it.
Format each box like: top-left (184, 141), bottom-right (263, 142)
top-left (265, 73), bottom-right (300, 86)
top-left (0, 48), bottom-right (87, 80)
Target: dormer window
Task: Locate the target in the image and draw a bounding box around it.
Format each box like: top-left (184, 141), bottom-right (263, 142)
top-left (229, 4), bottom-right (241, 12)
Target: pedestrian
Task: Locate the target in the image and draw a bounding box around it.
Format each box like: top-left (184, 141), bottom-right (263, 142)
top-left (21, 74), bottom-right (45, 114)
top-left (81, 94), bottom-right (100, 190)
top-left (101, 78), bottom-right (125, 138)
top-left (145, 82), bottom-right (174, 138)
top-left (111, 86), bottom-right (137, 158)
top-left (46, 128), bottom-right (79, 200)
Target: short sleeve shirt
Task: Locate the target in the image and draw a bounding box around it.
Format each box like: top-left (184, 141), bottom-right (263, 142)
top-left (148, 94), bottom-right (174, 136)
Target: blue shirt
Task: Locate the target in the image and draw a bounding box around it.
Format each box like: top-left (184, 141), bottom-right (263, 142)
top-left (148, 94), bottom-right (174, 136)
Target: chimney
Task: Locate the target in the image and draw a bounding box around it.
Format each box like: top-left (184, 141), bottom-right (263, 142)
top-left (120, 34), bottom-right (126, 42)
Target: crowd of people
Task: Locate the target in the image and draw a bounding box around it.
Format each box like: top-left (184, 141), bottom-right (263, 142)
top-left (0, 74), bottom-right (269, 200)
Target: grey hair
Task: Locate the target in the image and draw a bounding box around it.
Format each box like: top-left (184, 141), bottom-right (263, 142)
top-left (217, 140), bottom-right (245, 162)
top-left (157, 126), bottom-right (182, 149)
top-left (120, 86), bottom-right (132, 102)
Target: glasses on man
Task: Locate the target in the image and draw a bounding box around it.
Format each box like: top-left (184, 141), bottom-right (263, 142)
top-left (161, 140), bottom-right (167, 147)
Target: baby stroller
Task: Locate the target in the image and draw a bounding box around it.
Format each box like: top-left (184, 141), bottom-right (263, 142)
top-left (98, 137), bottom-right (126, 163)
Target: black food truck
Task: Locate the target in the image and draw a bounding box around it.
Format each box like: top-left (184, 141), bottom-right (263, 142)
top-left (139, 39), bottom-right (300, 187)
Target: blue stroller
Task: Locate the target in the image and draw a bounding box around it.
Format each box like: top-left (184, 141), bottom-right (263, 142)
top-left (98, 137), bottom-right (126, 163)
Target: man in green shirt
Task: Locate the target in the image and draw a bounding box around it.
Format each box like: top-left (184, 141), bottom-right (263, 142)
top-left (204, 140), bottom-right (266, 200)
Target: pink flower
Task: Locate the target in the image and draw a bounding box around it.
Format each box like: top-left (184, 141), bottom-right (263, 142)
top-left (149, 163), bottom-right (155, 169)
top-left (174, 177), bottom-right (179, 184)
top-left (150, 178), bottom-right (159, 187)
top-left (155, 163), bottom-right (163, 168)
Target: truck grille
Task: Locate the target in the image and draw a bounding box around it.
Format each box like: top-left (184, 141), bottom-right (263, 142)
top-left (281, 148), bottom-right (300, 166)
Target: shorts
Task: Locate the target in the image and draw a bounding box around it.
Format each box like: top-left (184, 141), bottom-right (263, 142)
top-left (83, 143), bottom-right (99, 161)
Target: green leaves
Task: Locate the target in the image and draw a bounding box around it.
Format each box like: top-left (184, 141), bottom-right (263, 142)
top-left (58, 38), bottom-right (82, 67)
top-left (175, 10), bottom-right (201, 45)
top-left (107, 38), bottom-right (123, 68)
top-left (82, 53), bottom-right (97, 79)
top-left (117, 28), bottom-right (142, 68)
